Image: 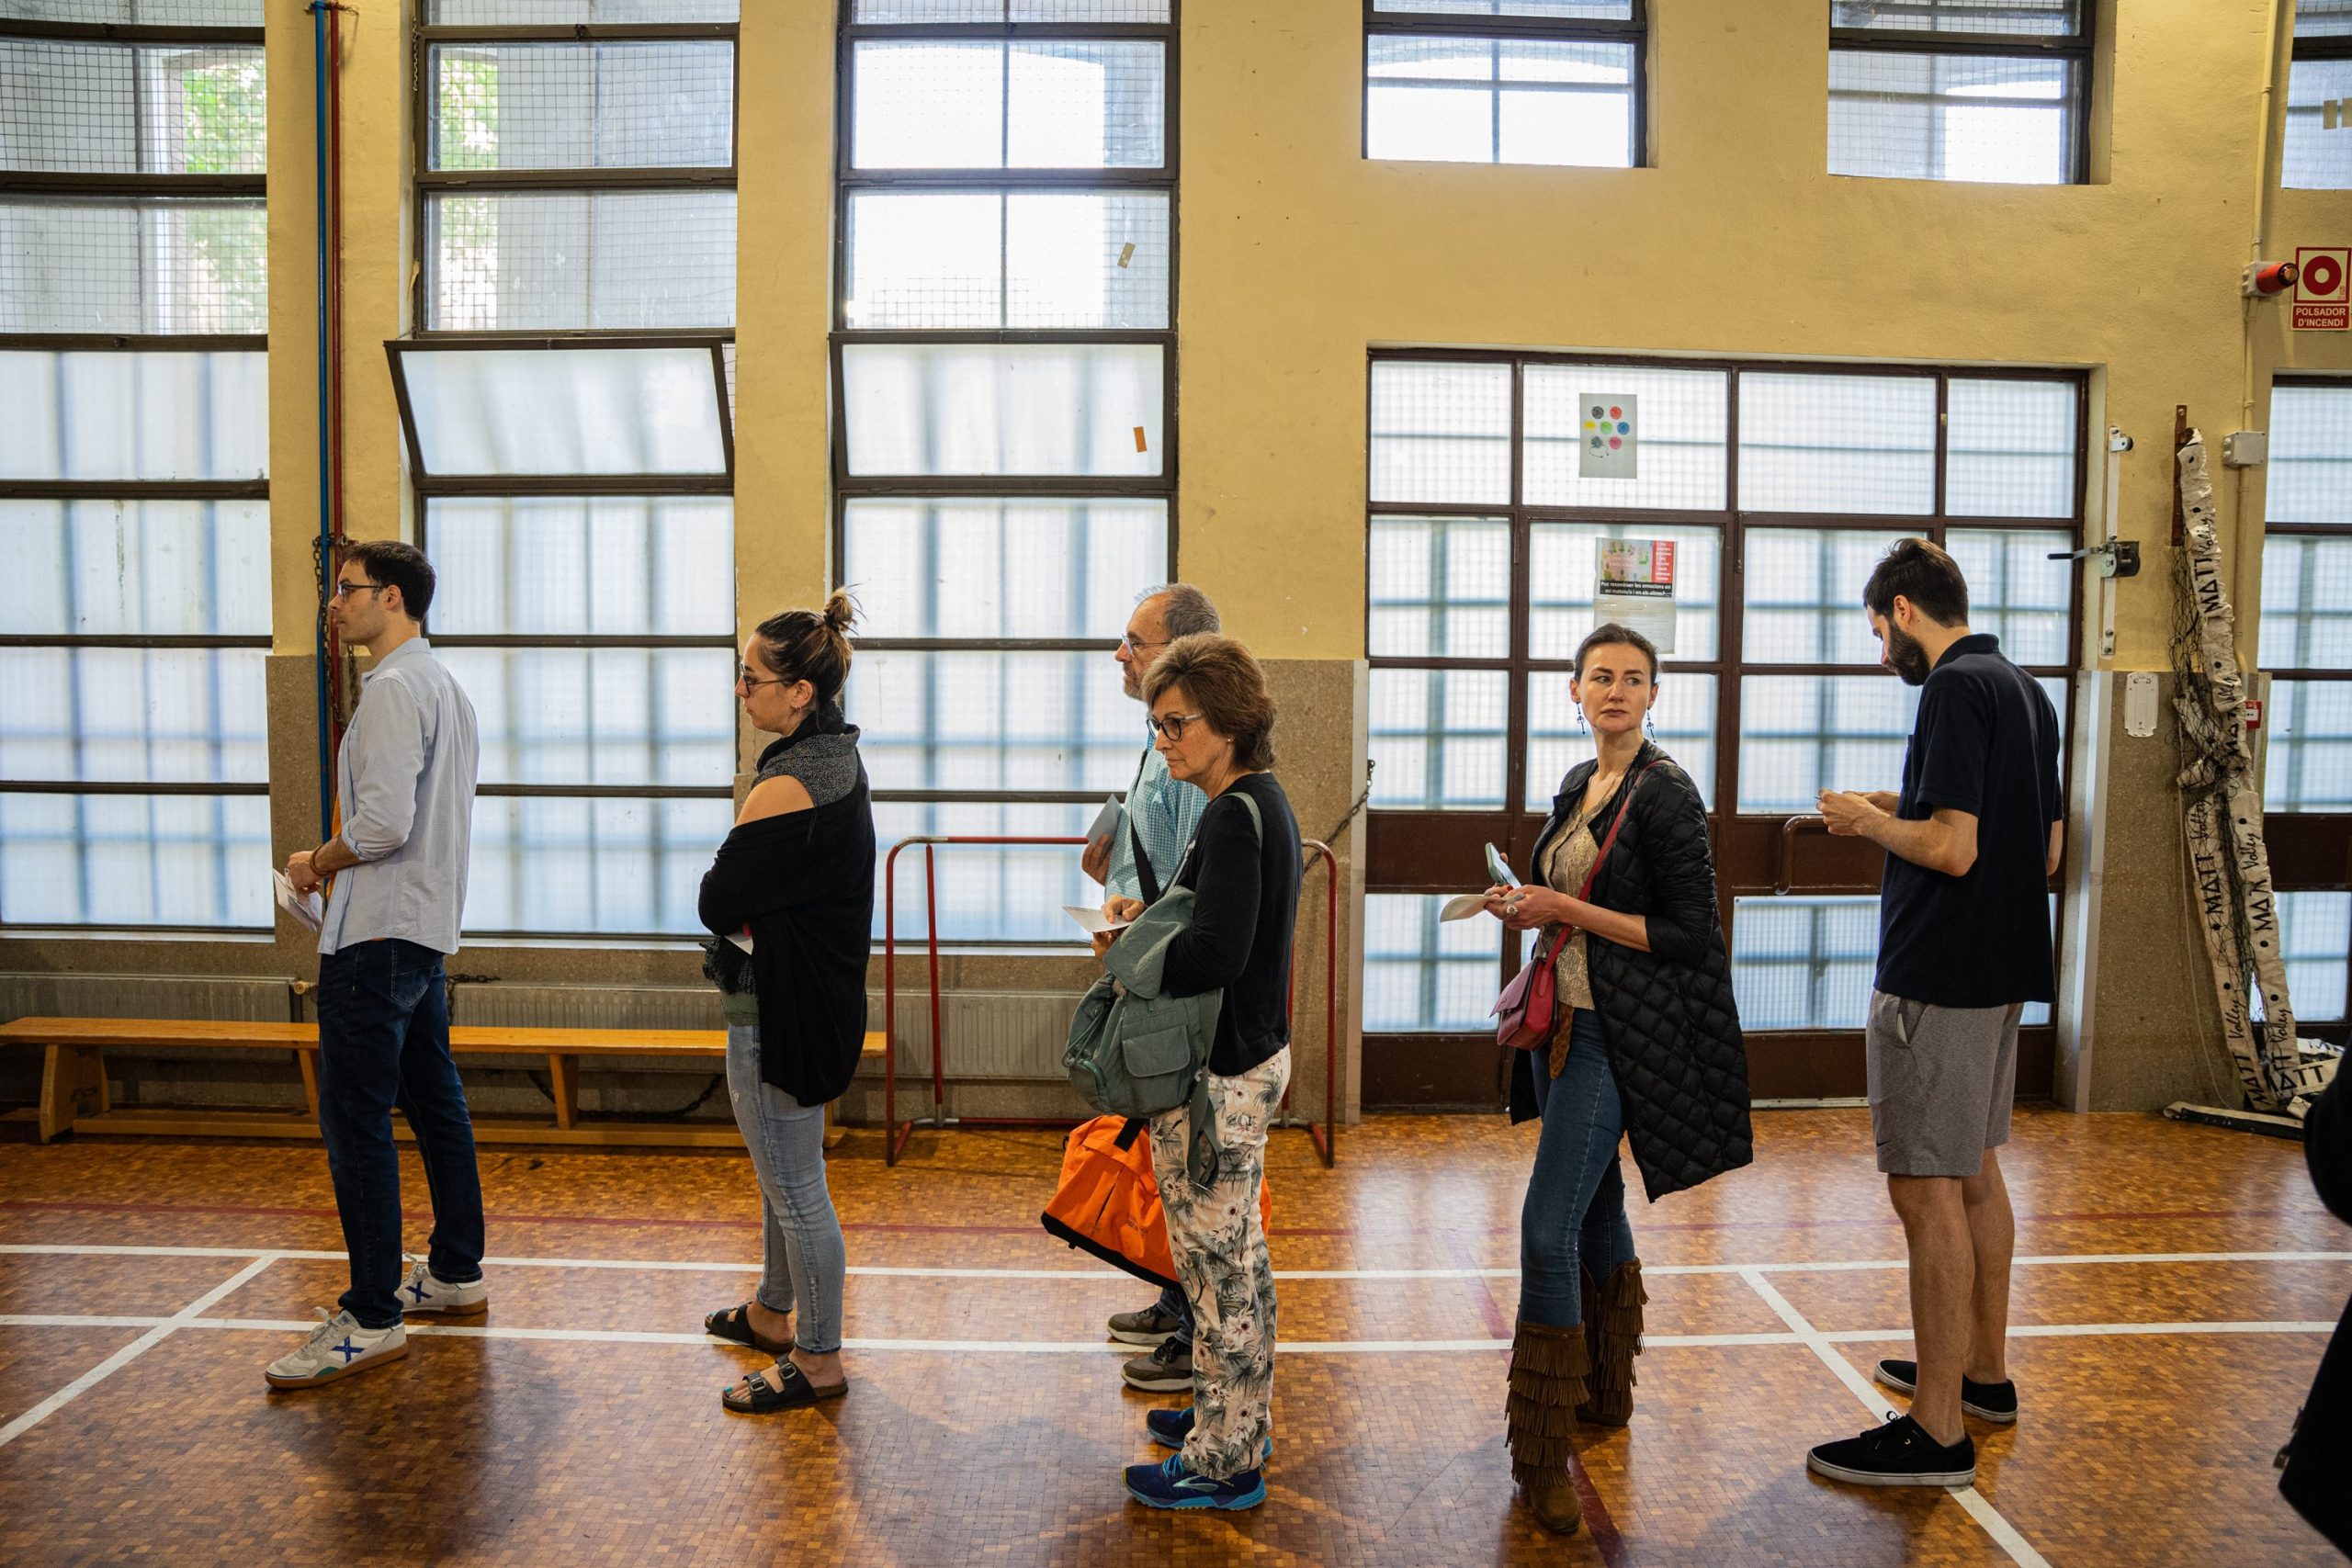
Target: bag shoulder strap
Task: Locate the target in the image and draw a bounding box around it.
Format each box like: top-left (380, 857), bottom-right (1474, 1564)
top-left (1127, 815), bottom-right (1161, 908)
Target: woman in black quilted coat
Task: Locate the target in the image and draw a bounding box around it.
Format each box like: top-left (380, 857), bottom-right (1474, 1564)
top-left (1482, 623), bottom-right (1752, 1537)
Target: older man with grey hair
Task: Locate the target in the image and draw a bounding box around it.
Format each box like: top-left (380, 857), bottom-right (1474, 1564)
top-left (1087, 582), bottom-right (1219, 1393)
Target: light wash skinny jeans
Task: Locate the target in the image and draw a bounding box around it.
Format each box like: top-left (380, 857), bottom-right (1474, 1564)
top-left (724, 1023), bottom-right (846, 1355)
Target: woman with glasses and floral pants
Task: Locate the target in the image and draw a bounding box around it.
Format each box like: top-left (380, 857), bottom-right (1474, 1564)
top-left (1095, 634), bottom-right (1302, 1512)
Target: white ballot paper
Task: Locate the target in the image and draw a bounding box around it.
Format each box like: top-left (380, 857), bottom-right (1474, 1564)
top-left (726, 930), bottom-right (754, 954)
top-left (1439, 893), bottom-right (1490, 922)
top-left (273, 870), bottom-right (323, 931)
top-left (1064, 905), bottom-right (1135, 938)
top-left (1084, 794), bottom-right (1125, 850)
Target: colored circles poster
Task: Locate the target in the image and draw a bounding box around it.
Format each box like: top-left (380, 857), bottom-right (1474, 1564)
top-left (1577, 394), bottom-right (1638, 479)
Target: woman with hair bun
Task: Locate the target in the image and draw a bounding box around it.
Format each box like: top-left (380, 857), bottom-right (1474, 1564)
top-left (695, 590), bottom-right (876, 1414)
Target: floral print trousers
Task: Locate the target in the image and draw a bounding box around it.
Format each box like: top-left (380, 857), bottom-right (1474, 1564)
top-left (1148, 1046), bottom-right (1291, 1480)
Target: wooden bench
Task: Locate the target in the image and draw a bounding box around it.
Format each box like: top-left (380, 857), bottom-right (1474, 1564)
top-left (0, 1017), bottom-right (887, 1151)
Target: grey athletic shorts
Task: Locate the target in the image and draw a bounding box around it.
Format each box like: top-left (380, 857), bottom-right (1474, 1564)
top-left (1865, 990), bottom-right (2023, 1178)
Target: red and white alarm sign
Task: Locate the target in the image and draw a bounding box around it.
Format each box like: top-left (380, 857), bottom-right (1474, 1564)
top-left (2295, 247), bottom-right (2349, 331)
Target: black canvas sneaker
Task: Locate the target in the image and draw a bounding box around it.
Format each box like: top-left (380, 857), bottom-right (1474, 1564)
top-left (1806, 1413), bottom-right (1977, 1487)
top-left (1873, 1359), bottom-right (2018, 1423)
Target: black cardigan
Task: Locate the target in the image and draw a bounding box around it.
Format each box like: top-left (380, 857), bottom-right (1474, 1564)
top-left (1509, 741), bottom-right (1754, 1202)
top-left (1162, 773), bottom-right (1303, 1077)
top-left (2281, 1070), bottom-right (2352, 1554)
top-left (697, 733), bottom-right (876, 1107)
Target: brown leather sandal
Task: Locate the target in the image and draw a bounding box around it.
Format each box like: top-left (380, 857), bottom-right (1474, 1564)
top-left (703, 1300), bottom-right (794, 1356)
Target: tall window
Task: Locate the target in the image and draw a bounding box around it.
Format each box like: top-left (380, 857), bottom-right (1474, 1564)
top-left (394, 0), bottom-right (739, 940)
top-left (2286, 0), bottom-right (2352, 188)
top-left (1363, 353), bottom-right (2083, 1099)
top-left (1827, 0), bottom-right (2090, 186)
top-left (0, 2), bottom-right (271, 931)
top-left (834, 0), bottom-right (1178, 943)
top-left (2261, 378), bottom-right (2352, 1036)
top-left (1363, 0), bottom-right (1644, 168)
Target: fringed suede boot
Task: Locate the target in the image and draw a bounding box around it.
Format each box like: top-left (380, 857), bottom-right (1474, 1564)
top-left (1506, 1317), bottom-right (1590, 1535)
top-left (1577, 1258), bottom-right (1647, 1427)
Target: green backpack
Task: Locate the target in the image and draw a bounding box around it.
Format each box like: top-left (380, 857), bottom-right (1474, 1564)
top-left (1062, 792), bottom-right (1261, 1190)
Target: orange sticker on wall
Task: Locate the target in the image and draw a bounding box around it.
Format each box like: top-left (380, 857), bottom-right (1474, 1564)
top-left (1133, 425), bottom-right (1148, 452)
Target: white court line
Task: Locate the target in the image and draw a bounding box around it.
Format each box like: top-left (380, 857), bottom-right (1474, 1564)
top-left (0, 1253), bottom-right (279, 1451)
top-left (1738, 1267), bottom-right (2053, 1568)
top-left (6, 1242), bottom-right (2346, 1280)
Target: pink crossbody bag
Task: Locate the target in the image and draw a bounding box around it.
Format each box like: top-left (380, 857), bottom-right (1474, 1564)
top-left (1491, 763), bottom-right (1651, 1051)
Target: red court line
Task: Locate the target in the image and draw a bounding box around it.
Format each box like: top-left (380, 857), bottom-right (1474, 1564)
top-left (0, 1197), bottom-right (2332, 1235)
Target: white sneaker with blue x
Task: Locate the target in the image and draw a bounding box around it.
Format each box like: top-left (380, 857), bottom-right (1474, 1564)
top-left (264, 1308), bottom-right (408, 1390)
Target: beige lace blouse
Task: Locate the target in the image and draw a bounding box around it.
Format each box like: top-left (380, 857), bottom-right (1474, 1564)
top-left (1536, 796), bottom-right (1604, 1076)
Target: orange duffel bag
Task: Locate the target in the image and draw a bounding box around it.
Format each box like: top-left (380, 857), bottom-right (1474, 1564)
top-left (1040, 1113), bottom-right (1274, 1290)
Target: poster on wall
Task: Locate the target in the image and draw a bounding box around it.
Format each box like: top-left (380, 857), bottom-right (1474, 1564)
top-left (1595, 537), bottom-right (1676, 654)
top-left (1578, 394), bottom-right (1638, 478)
top-left (2294, 247), bottom-right (2349, 331)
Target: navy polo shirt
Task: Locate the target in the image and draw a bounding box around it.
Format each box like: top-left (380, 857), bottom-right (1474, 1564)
top-left (1876, 633), bottom-right (2064, 1008)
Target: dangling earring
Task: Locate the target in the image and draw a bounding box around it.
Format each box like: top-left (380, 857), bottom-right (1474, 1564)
top-left (1645, 712), bottom-right (1656, 738)
top-left (1577, 708), bottom-right (1589, 735)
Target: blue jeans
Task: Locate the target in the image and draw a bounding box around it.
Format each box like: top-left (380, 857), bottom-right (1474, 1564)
top-left (1518, 1009), bottom-right (1637, 1328)
top-left (315, 938), bottom-right (485, 1330)
top-left (725, 1024), bottom-right (846, 1356)
top-left (1154, 1281), bottom-right (1194, 1349)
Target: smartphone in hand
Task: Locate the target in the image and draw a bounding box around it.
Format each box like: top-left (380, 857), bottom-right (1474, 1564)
top-left (1484, 842), bottom-right (1516, 888)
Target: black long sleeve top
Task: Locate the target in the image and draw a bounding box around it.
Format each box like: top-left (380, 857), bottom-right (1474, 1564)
top-left (1160, 772), bottom-right (1303, 1077)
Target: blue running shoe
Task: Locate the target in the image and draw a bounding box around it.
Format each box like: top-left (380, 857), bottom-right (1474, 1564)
top-left (1124, 1453), bottom-right (1266, 1511)
top-left (1146, 1406), bottom-right (1272, 1461)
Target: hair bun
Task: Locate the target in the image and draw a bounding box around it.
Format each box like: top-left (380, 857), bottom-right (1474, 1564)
top-left (822, 588), bottom-right (859, 636)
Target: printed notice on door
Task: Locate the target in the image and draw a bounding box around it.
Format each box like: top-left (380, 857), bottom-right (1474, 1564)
top-left (1595, 537), bottom-right (1676, 655)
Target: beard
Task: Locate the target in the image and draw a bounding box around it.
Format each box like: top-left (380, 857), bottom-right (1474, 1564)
top-left (1884, 622), bottom-right (1932, 686)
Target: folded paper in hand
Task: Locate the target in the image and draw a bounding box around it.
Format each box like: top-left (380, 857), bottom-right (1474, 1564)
top-left (1439, 893), bottom-right (1490, 922)
top-left (272, 870), bottom-right (323, 932)
top-left (1084, 794), bottom-right (1124, 849)
top-left (1064, 904), bottom-right (1135, 938)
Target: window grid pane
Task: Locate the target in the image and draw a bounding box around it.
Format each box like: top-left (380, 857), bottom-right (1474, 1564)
top-left (399, 346), bottom-right (728, 479)
top-left (1737, 675), bottom-right (1919, 812)
top-left (426, 189), bottom-right (736, 332)
top-left (1371, 668), bottom-right (1509, 809)
top-left (2274, 891), bottom-right (2352, 1023)
top-left (0, 197), bottom-right (267, 334)
top-left (843, 189), bottom-right (1170, 330)
top-left (1365, 36), bottom-right (1636, 168)
top-left (846, 498), bottom-right (1168, 642)
top-left (1364, 892), bottom-right (1506, 1033)
top-left (1947, 526), bottom-right (2074, 666)
top-left (2267, 679), bottom-right (2352, 810)
top-left (429, 41), bottom-right (734, 173)
top-left (841, 343), bottom-right (1164, 479)
top-left (1831, 0), bottom-right (2080, 36)
top-left (1370, 360), bottom-right (1513, 505)
top-left (0, 792), bottom-right (270, 929)
top-left (0, 40), bottom-right (266, 175)
top-left (851, 40), bottom-right (1167, 171)
top-left (869, 801), bottom-right (1105, 942)
top-left (1369, 516), bottom-right (1514, 659)
top-left (463, 795), bottom-right (730, 937)
top-left (429, 2), bottom-right (739, 20)
top-left (1528, 671), bottom-right (1718, 810)
top-left (1829, 49), bottom-right (2078, 185)
top-left (1523, 365), bottom-right (1728, 510)
top-left (1741, 528), bottom-right (1912, 664)
top-left (0, 498), bottom-right (270, 637)
top-left (1528, 523), bottom-right (1722, 661)
top-left (1738, 372), bottom-right (1937, 514)
top-left (1946, 378), bottom-right (2077, 517)
top-left (1730, 895), bottom-right (1881, 1029)
top-left (427, 495), bottom-right (734, 638)
top-left (853, 650), bottom-right (1139, 795)
top-left (0, 350), bottom-right (267, 483)
top-left (854, 1), bottom-right (1172, 21)
top-left (2286, 58), bottom-right (2352, 189)
top-left (2268, 385), bottom-right (2352, 525)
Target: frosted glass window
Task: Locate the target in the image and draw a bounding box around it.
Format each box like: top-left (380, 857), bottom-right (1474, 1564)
top-left (0, 197), bottom-right (268, 335)
top-left (843, 497), bottom-right (1167, 641)
top-left (2262, 535), bottom-right (2352, 671)
top-left (424, 495), bottom-right (733, 638)
top-left (1366, 36), bottom-right (1636, 167)
top-left (1829, 50), bottom-right (2079, 185)
top-left (855, 3), bottom-right (1172, 27)
top-left (851, 40), bottom-right (1166, 171)
top-left (0, 792), bottom-right (270, 929)
top-left (0, 40), bottom-right (266, 175)
top-left (1529, 524), bottom-right (1722, 661)
top-left (1364, 892), bottom-right (1507, 1033)
top-left (2274, 890), bottom-right (2352, 1022)
top-left (426, 189), bottom-right (736, 331)
top-left (428, 41), bottom-right (733, 172)
top-left (1374, 1), bottom-right (1634, 17)
top-left (1528, 671), bottom-right (1716, 809)
top-left (1742, 528), bottom-right (1912, 664)
top-left (2267, 679), bottom-right (2352, 811)
top-left (1737, 675), bottom-right (1920, 812)
top-left (1369, 517), bottom-right (1513, 659)
top-left (841, 343), bottom-right (1163, 479)
top-left (843, 189), bottom-right (1170, 330)
top-left (396, 346), bottom-right (728, 478)
top-left (1730, 896), bottom-right (1882, 1029)
top-left (1371, 668), bottom-right (1509, 809)
top-left (2268, 385), bottom-right (2352, 525)
top-left (431, 1), bottom-right (738, 19)
top-left (2285, 58), bottom-right (2352, 189)
top-left (851, 650), bottom-right (1139, 795)
top-left (1370, 360), bottom-right (1512, 505)
top-left (1831, 0), bottom-right (2078, 35)
top-left (1947, 378), bottom-right (2077, 517)
top-left (18, 1), bottom-right (265, 21)
top-left (0, 648), bottom-right (267, 784)
top-left (1738, 373), bottom-right (1937, 515)
top-left (439, 647), bottom-right (735, 788)
top-left (1523, 365), bottom-right (1727, 510)
top-left (0, 499), bottom-right (269, 637)
top-left (463, 795), bottom-right (731, 937)
top-left (1947, 527), bottom-right (2074, 666)
top-left (869, 800), bottom-right (1102, 943)
top-left (0, 351), bottom-right (266, 482)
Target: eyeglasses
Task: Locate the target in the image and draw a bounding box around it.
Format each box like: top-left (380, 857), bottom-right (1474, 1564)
top-left (1147, 711), bottom-right (1206, 742)
top-left (330, 580), bottom-right (386, 601)
top-left (738, 664), bottom-right (797, 692)
top-left (1119, 632), bottom-right (1170, 656)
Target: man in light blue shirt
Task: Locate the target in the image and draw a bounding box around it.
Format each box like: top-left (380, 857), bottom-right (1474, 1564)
top-left (267, 540), bottom-right (486, 1391)
top-left (1086, 583), bottom-right (1216, 1393)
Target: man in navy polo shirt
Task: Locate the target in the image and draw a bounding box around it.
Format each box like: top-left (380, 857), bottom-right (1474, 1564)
top-left (1805, 538), bottom-right (2064, 1489)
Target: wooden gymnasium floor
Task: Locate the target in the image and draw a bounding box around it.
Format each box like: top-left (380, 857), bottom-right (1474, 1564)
top-left (0, 1105), bottom-right (2344, 1567)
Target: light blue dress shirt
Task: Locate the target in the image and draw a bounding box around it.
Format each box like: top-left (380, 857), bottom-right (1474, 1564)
top-left (318, 637), bottom-right (481, 957)
top-left (1106, 741), bottom-right (1205, 904)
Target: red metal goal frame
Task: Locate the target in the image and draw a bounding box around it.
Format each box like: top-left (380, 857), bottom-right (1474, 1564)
top-left (881, 834), bottom-right (1340, 1168)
